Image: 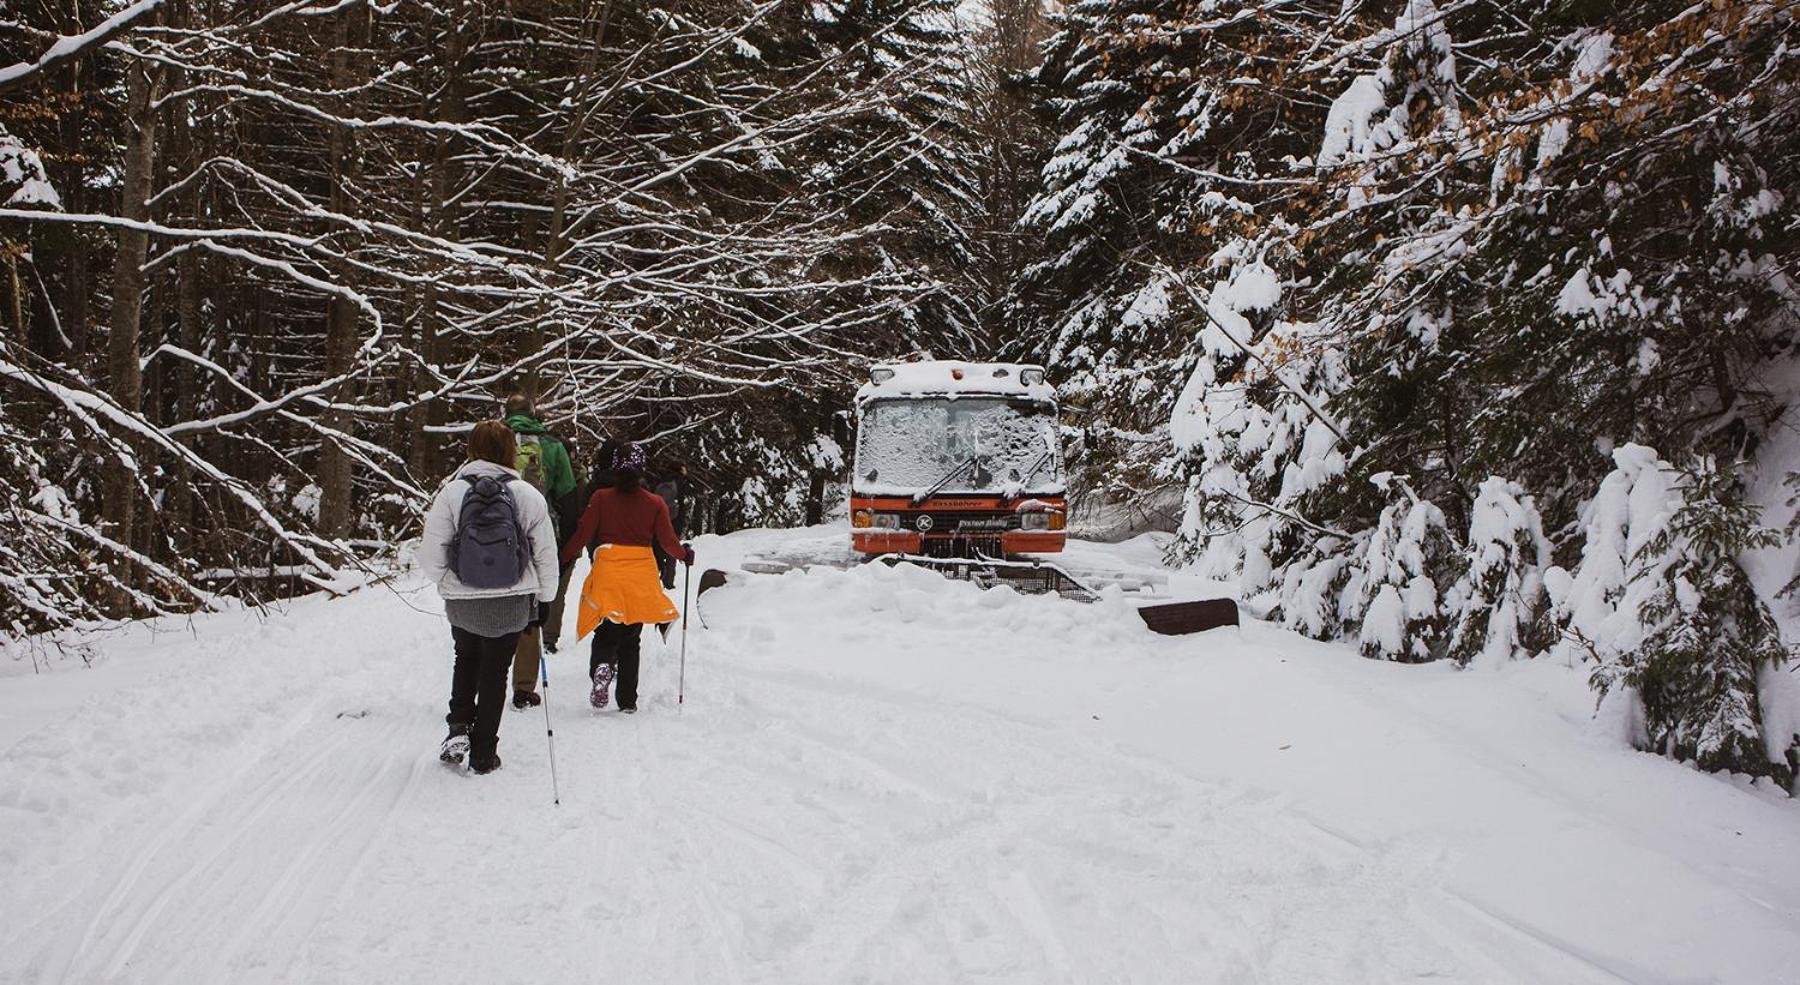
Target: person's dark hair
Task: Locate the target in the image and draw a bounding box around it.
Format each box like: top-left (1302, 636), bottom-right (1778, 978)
top-left (503, 392), bottom-right (534, 418)
top-left (612, 441), bottom-right (646, 494)
top-left (468, 420), bottom-right (517, 467)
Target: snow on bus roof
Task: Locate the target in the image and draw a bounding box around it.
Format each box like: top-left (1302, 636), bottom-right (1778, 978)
top-left (855, 360), bottom-right (1056, 404)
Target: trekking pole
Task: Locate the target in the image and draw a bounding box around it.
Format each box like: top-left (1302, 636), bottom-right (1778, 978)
top-left (678, 563), bottom-right (692, 713)
top-left (540, 652), bottom-right (561, 806)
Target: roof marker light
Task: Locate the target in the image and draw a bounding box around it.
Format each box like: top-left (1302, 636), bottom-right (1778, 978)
top-left (951, 368), bottom-right (965, 381)
top-left (1021, 368), bottom-right (1046, 385)
top-left (871, 367), bottom-right (896, 383)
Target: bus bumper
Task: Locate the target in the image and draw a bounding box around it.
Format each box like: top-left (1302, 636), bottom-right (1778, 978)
top-left (851, 531), bottom-right (1067, 556)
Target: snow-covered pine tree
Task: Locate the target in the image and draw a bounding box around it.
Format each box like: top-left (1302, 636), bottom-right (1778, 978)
top-left (1020, 0), bottom-right (1799, 719)
top-left (1548, 444), bottom-right (1683, 670)
top-left (1304, 1), bottom-right (1800, 555)
top-left (1012, 0), bottom-right (1480, 609)
top-left (1168, 276), bottom-right (1351, 595)
top-left (960, 0), bottom-right (1054, 336)
top-left (1589, 456), bottom-right (1794, 789)
top-left (1445, 477), bottom-right (1553, 668)
top-left (1009, 0), bottom-right (1329, 508)
top-left (775, 0), bottom-right (983, 348)
top-left (1347, 474), bottom-right (1460, 663)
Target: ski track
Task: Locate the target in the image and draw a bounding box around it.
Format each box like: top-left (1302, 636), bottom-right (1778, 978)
top-left (4, 533), bottom-right (1800, 984)
top-left (12, 706), bottom-right (430, 984)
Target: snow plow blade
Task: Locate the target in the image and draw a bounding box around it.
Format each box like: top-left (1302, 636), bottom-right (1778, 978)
top-left (879, 554), bottom-right (1100, 602)
top-left (1136, 598), bottom-right (1239, 636)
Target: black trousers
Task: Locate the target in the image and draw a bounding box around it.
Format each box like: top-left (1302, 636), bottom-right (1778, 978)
top-left (653, 543), bottom-right (677, 590)
top-left (590, 620), bottom-right (643, 710)
top-left (449, 626), bottom-right (521, 759)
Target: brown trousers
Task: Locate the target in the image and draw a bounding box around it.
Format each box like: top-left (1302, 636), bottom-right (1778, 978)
top-left (512, 563), bottom-right (575, 692)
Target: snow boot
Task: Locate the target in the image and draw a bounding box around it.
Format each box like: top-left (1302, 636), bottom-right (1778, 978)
top-left (590, 663), bottom-right (615, 710)
top-left (512, 689), bottom-right (542, 710)
top-left (439, 724), bottom-right (471, 767)
top-left (469, 751), bottom-right (503, 775)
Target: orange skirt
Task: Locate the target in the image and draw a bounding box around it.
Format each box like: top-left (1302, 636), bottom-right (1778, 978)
top-left (576, 544), bottom-right (678, 640)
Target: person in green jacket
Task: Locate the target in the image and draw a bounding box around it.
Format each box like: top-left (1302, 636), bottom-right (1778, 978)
top-left (503, 393), bottom-right (583, 708)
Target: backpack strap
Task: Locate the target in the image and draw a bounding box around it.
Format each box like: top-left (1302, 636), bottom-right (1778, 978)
top-left (453, 473), bottom-right (502, 528)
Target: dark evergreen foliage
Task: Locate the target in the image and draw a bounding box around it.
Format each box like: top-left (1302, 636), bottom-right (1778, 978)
top-left (0, 0), bottom-right (985, 634)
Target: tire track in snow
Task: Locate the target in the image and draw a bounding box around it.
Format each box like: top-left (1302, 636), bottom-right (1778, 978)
top-left (700, 663), bottom-right (1233, 979)
top-left (690, 573), bottom-right (1703, 985)
top-left (650, 656), bottom-right (1457, 984)
top-left (689, 620), bottom-right (1694, 985)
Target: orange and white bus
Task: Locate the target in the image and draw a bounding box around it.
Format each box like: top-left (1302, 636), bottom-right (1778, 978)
top-left (849, 361), bottom-right (1067, 560)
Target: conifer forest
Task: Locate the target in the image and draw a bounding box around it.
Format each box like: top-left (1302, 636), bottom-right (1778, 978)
top-left (4, 0), bottom-right (1799, 788)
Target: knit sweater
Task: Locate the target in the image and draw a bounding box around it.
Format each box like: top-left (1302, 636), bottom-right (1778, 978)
top-left (559, 487), bottom-right (683, 565)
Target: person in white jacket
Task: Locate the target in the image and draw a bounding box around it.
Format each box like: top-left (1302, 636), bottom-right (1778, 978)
top-left (416, 420), bottom-right (560, 774)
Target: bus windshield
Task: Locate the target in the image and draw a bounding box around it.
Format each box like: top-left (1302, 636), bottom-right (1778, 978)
top-left (854, 398), bottom-right (1064, 497)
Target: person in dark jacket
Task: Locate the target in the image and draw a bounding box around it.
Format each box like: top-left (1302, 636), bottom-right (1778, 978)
top-left (651, 461), bottom-right (690, 591)
top-left (561, 442), bottom-right (693, 713)
top-left (503, 394), bottom-right (583, 707)
top-left (654, 461), bottom-right (691, 536)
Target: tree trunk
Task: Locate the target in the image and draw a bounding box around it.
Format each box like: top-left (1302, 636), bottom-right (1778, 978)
top-left (103, 54), bottom-right (161, 605)
top-left (167, 5), bottom-right (205, 552)
top-left (5, 252), bottom-right (25, 348)
top-left (315, 2), bottom-right (372, 539)
top-left (805, 471), bottom-right (826, 526)
top-left (58, 0), bottom-right (90, 361)
top-left (409, 0), bottom-right (467, 480)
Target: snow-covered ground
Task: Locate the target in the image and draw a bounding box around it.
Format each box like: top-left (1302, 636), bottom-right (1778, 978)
top-left (3, 526), bottom-right (1799, 985)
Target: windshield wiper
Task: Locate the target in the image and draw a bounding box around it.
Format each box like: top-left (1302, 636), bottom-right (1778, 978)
top-left (1018, 450), bottom-right (1053, 486)
top-left (914, 456), bottom-right (979, 504)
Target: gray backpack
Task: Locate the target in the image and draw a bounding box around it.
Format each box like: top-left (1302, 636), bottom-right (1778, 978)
top-left (450, 474), bottom-right (529, 588)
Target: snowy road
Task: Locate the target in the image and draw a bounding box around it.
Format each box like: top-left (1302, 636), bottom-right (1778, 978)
top-left (4, 527), bottom-right (1800, 984)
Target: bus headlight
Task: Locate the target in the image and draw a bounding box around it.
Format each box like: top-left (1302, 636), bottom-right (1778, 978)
top-left (1020, 510), bottom-right (1066, 532)
top-left (854, 510), bottom-right (902, 530)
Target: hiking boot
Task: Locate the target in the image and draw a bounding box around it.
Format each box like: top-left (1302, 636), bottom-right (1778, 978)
top-left (439, 725), bottom-right (471, 767)
top-left (512, 689), bottom-right (542, 710)
top-left (470, 752), bottom-right (503, 775)
top-left (590, 664), bottom-right (615, 710)
top-left (619, 706), bottom-right (638, 715)
top-left (544, 638), bottom-right (559, 654)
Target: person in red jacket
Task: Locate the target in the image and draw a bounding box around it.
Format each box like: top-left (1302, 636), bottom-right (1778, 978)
top-left (561, 442), bottom-right (693, 712)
